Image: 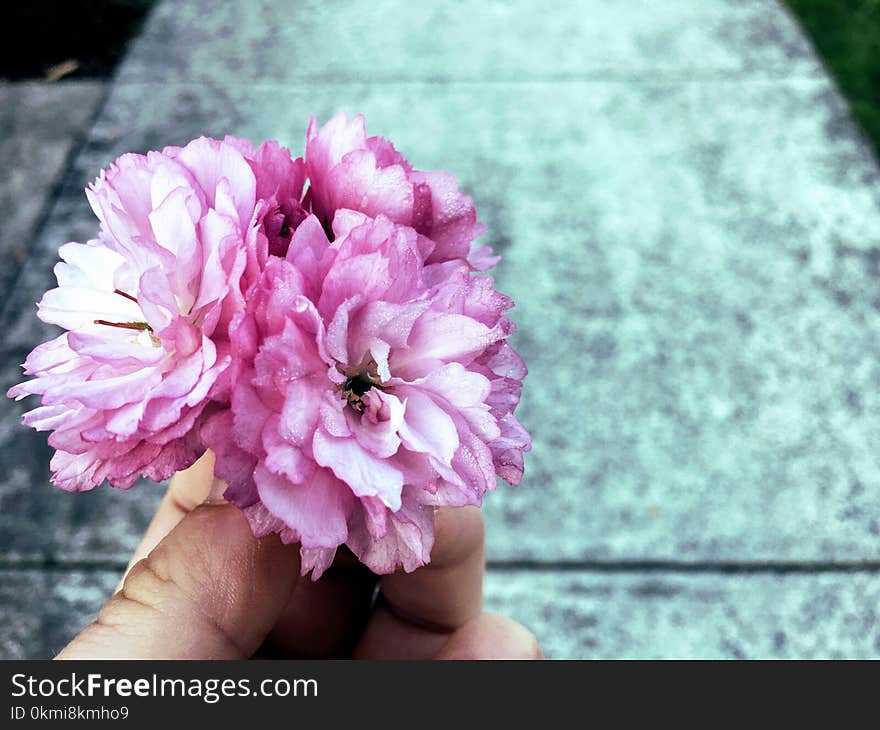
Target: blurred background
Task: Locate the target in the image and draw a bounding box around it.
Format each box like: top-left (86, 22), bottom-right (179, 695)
top-left (1, 0), bottom-right (879, 659)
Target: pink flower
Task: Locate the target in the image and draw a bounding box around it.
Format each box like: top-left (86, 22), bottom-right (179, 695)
top-left (8, 136), bottom-right (305, 491)
top-left (203, 210), bottom-right (530, 577)
top-left (8, 117), bottom-right (531, 580)
top-left (305, 113), bottom-right (498, 271)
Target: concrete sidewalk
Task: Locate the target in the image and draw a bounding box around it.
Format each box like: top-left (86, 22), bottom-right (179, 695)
top-left (2, 0), bottom-right (880, 658)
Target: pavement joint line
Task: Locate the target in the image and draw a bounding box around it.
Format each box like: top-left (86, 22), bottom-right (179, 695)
top-left (485, 560), bottom-right (880, 574)
top-left (3, 558), bottom-right (880, 575)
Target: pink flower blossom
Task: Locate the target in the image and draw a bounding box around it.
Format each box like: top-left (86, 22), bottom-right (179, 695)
top-left (8, 117), bottom-right (531, 579)
top-left (8, 136), bottom-right (305, 491)
top-left (203, 210), bottom-right (530, 577)
top-left (305, 113), bottom-right (498, 271)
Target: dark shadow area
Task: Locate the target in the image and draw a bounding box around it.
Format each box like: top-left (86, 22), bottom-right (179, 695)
top-left (0, 0), bottom-right (156, 80)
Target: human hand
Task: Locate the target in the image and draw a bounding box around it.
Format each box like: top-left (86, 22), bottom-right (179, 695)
top-left (57, 452), bottom-right (542, 659)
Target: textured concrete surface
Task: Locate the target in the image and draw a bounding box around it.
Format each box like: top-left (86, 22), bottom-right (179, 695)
top-left (118, 0), bottom-right (823, 81)
top-left (485, 570), bottom-right (880, 659)
top-left (0, 81), bottom-right (104, 294)
top-left (1, 0), bottom-right (880, 658)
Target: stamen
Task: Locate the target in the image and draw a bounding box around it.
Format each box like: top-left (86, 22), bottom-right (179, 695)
top-left (94, 319), bottom-right (153, 332)
top-left (338, 362), bottom-right (385, 411)
top-left (113, 289), bottom-right (139, 304)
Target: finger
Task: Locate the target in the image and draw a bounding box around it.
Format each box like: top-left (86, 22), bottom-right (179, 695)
top-left (381, 506), bottom-right (485, 630)
top-left (433, 613), bottom-right (542, 660)
top-left (352, 605), bottom-right (448, 659)
top-left (266, 504), bottom-right (483, 658)
top-left (352, 608), bottom-right (542, 661)
top-left (262, 556), bottom-right (377, 658)
top-left (58, 503), bottom-right (301, 659)
top-left (120, 451), bottom-right (218, 586)
top-left (353, 506), bottom-right (485, 659)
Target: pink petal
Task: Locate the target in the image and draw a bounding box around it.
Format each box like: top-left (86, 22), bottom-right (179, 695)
top-left (255, 465), bottom-right (352, 549)
top-left (396, 387), bottom-right (458, 465)
top-left (312, 428), bottom-right (403, 510)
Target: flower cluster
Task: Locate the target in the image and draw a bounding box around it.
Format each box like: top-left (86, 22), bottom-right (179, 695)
top-left (8, 114), bottom-right (530, 577)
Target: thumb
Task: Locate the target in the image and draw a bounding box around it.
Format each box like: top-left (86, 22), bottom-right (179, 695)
top-left (58, 503), bottom-right (301, 659)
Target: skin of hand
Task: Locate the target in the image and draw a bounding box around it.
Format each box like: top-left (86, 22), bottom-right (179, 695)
top-left (57, 452), bottom-right (542, 660)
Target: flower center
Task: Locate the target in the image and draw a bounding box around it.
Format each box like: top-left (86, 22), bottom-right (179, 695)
top-left (267, 204), bottom-right (309, 257)
top-left (339, 362), bottom-right (383, 412)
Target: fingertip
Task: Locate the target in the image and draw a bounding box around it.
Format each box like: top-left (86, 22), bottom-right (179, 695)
top-left (431, 506), bottom-right (485, 569)
top-left (434, 612), bottom-right (543, 660)
top-left (168, 450), bottom-right (217, 511)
